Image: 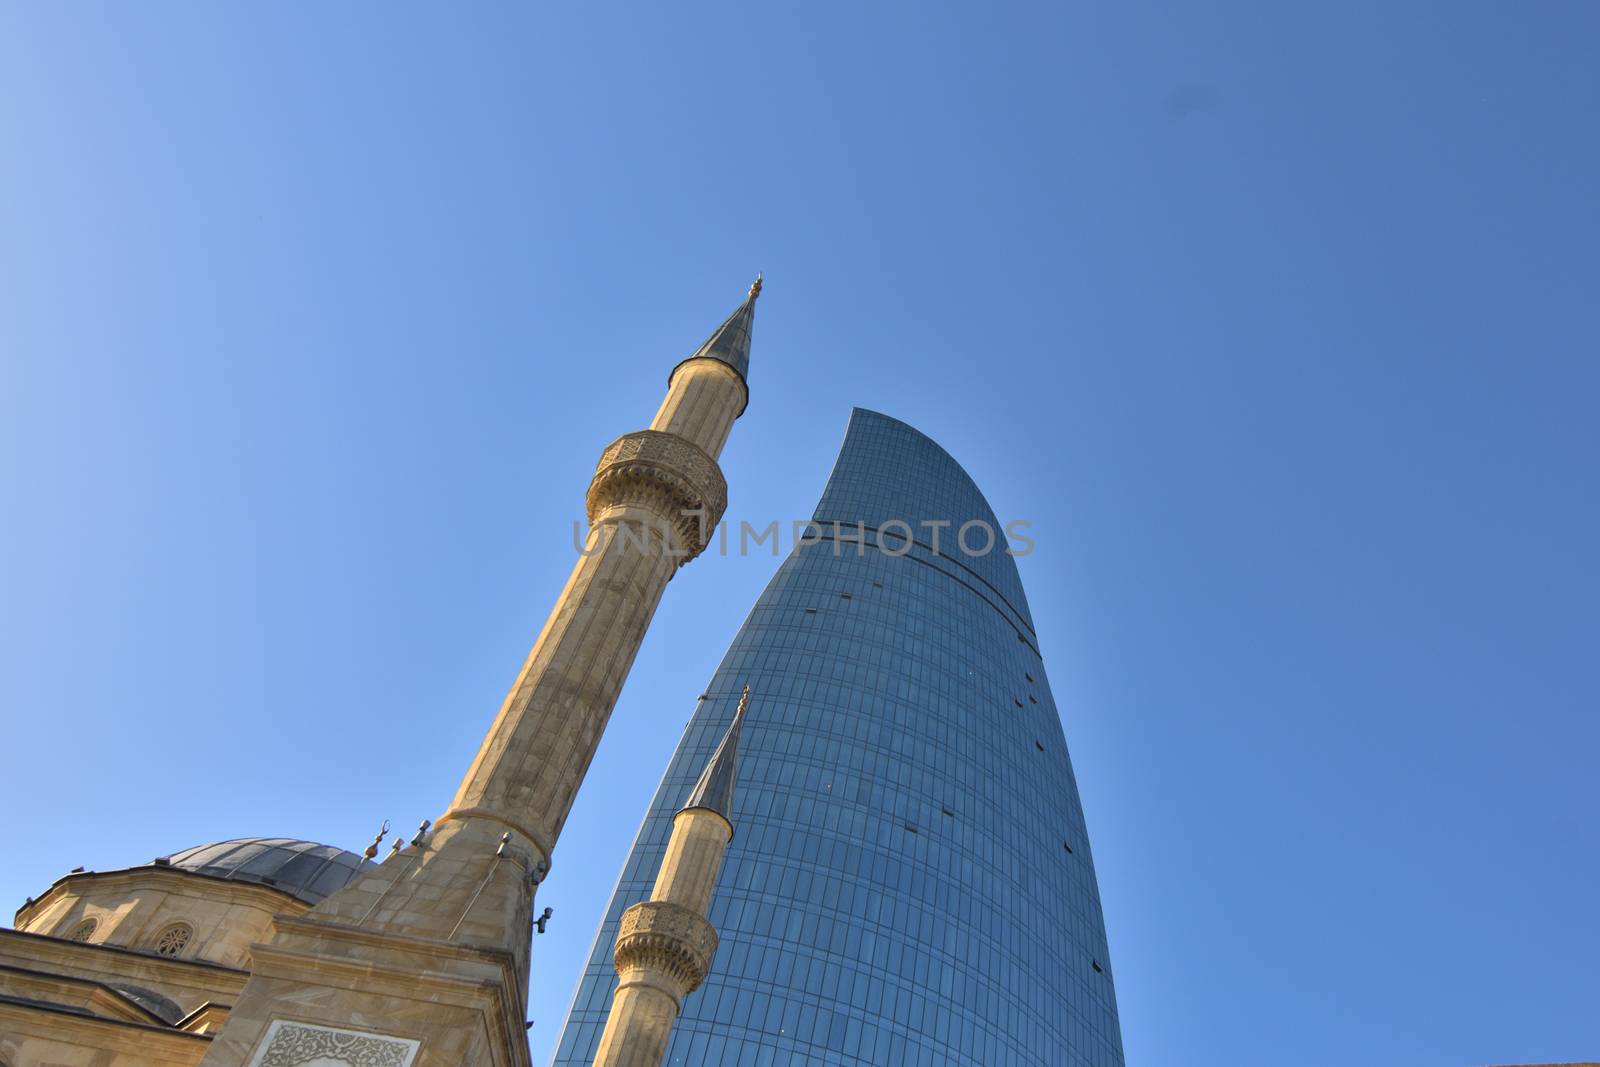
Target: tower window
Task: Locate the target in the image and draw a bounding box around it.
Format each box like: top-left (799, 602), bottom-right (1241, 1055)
top-left (65, 919), bottom-right (97, 942)
top-left (1025, 673), bottom-right (1035, 683)
top-left (1014, 698), bottom-right (1024, 708)
top-left (1063, 841), bottom-right (1074, 854)
top-left (1035, 740), bottom-right (1045, 751)
top-left (153, 923), bottom-right (193, 958)
top-left (1092, 959), bottom-right (1104, 974)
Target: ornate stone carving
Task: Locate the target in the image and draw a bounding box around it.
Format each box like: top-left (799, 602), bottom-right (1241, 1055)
top-left (612, 899), bottom-right (719, 995)
top-left (585, 430), bottom-right (727, 564)
top-left (250, 1020), bottom-right (420, 1067)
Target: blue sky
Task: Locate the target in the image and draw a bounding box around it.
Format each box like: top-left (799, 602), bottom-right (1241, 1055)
top-left (2, 3), bottom-right (1596, 1064)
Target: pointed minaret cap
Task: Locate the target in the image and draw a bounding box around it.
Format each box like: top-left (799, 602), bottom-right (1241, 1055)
top-left (678, 685), bottom-right (751, 829)
top-left (668, 277), bottom-right (760, 413)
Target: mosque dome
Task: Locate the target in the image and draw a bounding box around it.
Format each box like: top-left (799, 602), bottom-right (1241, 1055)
top-left (149, 837), bottom-right (369, 904)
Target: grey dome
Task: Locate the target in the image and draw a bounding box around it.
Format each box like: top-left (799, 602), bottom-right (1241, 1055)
top-left (153, 838), bottom-right (369, 904)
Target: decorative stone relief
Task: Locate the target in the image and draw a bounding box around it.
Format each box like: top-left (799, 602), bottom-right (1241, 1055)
top-left (249, 1020), bottom-right (420, 1067)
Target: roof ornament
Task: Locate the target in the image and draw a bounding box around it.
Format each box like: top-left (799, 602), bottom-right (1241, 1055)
top-left (748, 273), bottom-right (763, 300)
top-left (362, 820), bottom-right (391, 860)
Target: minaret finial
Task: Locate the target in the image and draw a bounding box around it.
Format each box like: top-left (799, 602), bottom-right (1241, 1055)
top-left (748, 274), bottom-right (763, 300)
top-left (362, 819), bottom-right (390, 860)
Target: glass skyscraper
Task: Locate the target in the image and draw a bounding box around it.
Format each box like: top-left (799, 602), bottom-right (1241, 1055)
top-left (554, 408), bottom-right (1123, 1067)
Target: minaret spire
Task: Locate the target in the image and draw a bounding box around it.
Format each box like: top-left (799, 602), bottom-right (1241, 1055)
top-left (681, 684), bottom-right (749, 820)
top-left (592, 688), bottom-right (751, 1067)
top-left (670, 276), bottom-right (761, 406)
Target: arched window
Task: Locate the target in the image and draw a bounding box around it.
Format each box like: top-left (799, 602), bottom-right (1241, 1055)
top-left (153, 923), bottom-right (193, 958)
top-left (65, 919), bottom-right (97, 942)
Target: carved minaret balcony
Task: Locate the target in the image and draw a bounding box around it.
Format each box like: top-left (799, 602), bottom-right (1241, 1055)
top-left (585, 429), bottom-right (728, 563)
top-left (591, 687), bottom-right (750, 1067)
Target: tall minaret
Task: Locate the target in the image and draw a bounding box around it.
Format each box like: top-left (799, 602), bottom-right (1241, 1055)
top-left (199, 281), bottom-right (760, 1067)
top-left (448, 273), bottom-right (761, 847)
top-left (592, 686), bottom-right (749, 1067)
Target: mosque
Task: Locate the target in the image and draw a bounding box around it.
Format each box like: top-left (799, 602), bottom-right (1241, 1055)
top-left (2, 281), bottom-right (764, 1066)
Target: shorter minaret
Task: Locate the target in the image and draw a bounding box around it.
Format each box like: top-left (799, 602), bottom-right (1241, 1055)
top-left (591, 686), bottom-right (750, 1067)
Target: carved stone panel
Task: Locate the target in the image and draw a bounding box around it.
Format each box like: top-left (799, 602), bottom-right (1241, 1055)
top-left (249, 1020), bottom-right (421, 1067)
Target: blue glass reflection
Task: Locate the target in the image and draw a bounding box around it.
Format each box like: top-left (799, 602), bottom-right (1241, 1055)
top-left (554, 409), bottom-right (1123, 1067)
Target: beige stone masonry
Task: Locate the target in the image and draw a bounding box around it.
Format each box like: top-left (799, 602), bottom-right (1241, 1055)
top-left (0, 998), bottom-right (211, 1067)
top-left (16, 868), bottom-right (310, 970)
top-left (0, 929), bottom-right (248, 1020)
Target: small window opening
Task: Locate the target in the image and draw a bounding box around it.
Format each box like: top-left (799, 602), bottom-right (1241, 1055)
top-left (154, 923), bottom-right (193, 957)
top-left (65, 919), bottom-right (97, 943)
top-left (804, 608), bottom-right (817, 615)
top-left (1034, 740), bottom-right (1045, 752)
top-left (1025, 672), bottom-right (1035, 683)
top-left (840, 592), bottom-right (852, 600)
top-left (1014, 698), bottom-right (1024, 708)
top-left (872, 580), bottom-right (883, 588)
top-left (1063, 841), bottom-right (1074, 854)
top-left (1092, 959), bottom-right (1104, 974)
top-left (1029, 695), bottom-right (1038, 704)
top-left (942, 807), bottom-right (955, 817)
top-left (904, 822), bottom-right (918, 834)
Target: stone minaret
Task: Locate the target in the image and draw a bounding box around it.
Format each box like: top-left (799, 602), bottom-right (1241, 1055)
top-left (199, 281), bottom-right (760, 1067)
top-left (592, 686), bottom-right (749, 1067)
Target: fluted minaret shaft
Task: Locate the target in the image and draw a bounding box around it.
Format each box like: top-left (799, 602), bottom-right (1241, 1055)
top-left (591, 687), bottom-right (748, 1067)
top-left (649, 360), bottom-right (746, 455)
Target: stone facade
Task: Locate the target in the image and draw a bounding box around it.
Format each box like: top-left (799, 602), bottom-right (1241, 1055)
top-left (0, 871), bottom-right (273, 1066)
top-left (15, 867), bottom-right (307, 971)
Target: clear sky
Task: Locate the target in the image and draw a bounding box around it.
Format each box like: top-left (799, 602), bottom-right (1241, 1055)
top-left (2, 4), bottom-right (1596, 1065)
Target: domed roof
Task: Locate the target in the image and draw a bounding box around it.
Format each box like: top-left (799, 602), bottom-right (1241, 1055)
top-left (151, 838), bottom-right (369, 904)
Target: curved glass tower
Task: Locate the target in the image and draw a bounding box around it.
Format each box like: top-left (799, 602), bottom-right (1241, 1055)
top-left (554, 409), bottom-right (1123, 1067)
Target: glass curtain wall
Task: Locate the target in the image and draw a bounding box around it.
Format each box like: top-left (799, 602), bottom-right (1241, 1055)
top-left (554, 409), bottom-right (1123, 1067)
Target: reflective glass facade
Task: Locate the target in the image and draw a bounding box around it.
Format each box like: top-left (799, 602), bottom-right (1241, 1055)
top-left (554, 409), bottom-right (1123, 1067)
